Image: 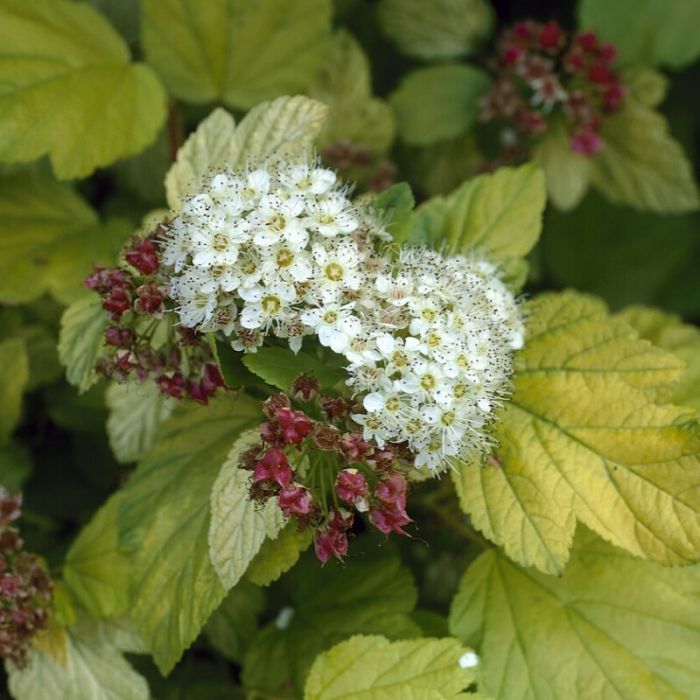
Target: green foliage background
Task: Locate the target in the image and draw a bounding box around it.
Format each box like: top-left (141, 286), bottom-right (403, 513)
top-left (1, 0), bottom-right (699, 698)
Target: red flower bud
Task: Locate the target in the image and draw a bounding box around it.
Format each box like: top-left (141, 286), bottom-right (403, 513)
top-left (538, 21), bottom-right (562, 50)
top-left (275, 408), bottom-right (313, 445)
top-left (124, 238), bottom-right (159, 276)
top-left (290, 373), bottom-right (320, 401)
top-left (336, 469), bottom-right (368, 507)
top-left (370, 504), bottom-right (412, 536)
top-left (375, 472), bottom-right (408, 510)
top-left (253, 448), bottom-right (293, 487)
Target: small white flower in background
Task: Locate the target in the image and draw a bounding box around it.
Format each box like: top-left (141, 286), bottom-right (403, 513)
top-left (458, 651), bottom-right (479, 669)
top-left (162, 159), bottom-right (523, 474)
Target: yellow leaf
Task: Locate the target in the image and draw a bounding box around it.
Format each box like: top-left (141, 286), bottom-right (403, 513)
top-left (453, 291), bottom-right (700, 574)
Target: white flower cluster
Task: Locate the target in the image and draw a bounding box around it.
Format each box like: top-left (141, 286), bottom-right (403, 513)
top-left (162, 160), bottom-right (381, 352)
top-left (343, 248), bottom-right (524, 471)
top-left (163, 161), bottom-right (524, 472)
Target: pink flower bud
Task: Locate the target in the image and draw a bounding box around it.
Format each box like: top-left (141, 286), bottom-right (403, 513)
top-left (570, 129), bottom-right (603, 156)
top-left (124, 238), bottom-right (159, 276)
top-left (375, 472), bottom-right (408, 510)
top-left (275, 408), bottom-right (313, 445)
top-left (253, 448), bottom-right (293, 487)
top-left (370, 504), bottom-right (412, 536)
top-left (277, 485), bottom-right (312, 517)
top-left (290, 373), bottom-right (320, 401)
top-left (336, 469), bottom-right (368, 506)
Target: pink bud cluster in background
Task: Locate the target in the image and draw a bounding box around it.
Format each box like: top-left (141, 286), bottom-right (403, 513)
top-left (480, 20), bottom-right (625, 159)
top-left (0, 490), bottom-right (52, 668)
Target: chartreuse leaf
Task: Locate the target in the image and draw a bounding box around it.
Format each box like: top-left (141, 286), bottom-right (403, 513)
top-left (0, 173), bottom-right (131, 305)
top-left (209, 429), bottom-right (285, 590)
top-left (0, 339), bottom-right (29, 446)
top-left (390, 64), bottom-right (490, 146)
top-left (373, 183), bottom-right (415, 244)
top-left (165, 96), bottom-right (328, 210)
top-left (204, 580), bottom-right (265, 664)
top-left (242, 347), bottom-right (346, 392)
top-left (0, 0), bottom-right (165, 179)
top-left (7, 617), bottom-right (149, 700)
top-left (310, 30), bottom-right (394, 155)
top-left (533, 120), bottom-right (592, 211)
top-left (141, 0), bottom-right (331, 109)
top-left (591, 68), bottom-right (699, 213)
top-left (246, 522), bottom-right (313, 586)
top-left (118, 394), bottom-right (259, 674)
top-left (449, 528), bottom-right (700, 700)
top-left (105, 382), bottom-right (175, 464)
top-left (579, 0), bottom-right (700, 69)
top-left (63, 493), bottom-right (131, 620)
top-left (58, 298), bottom-right (108, 395)
top-left (616, 306), bottom-right (700, 413)
top-left (378, 0), bottom-right (493, 60)
top-left (305, 635), bottom-right (480, 700)
top-left (243, 553), bottom-right (420, 697)
top-left (452, 291), bottom-right (700, 575)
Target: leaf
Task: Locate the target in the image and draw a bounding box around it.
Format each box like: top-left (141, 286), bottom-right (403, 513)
top-left (372, 183), bottom-right (415, 244)
top-left (616, 306), bottom-right (700, 413)
top-left (452, 291), bottom-right (700, 574)
top-left (390, 64), bottom-right (490, 146)
top-left (6, 617), bottom-right (149, 700)
top-left (141, 0), bottom-right (332, 109)
top-left (449, 528), bottom-right (700, 700)
top-left (378, 0), bottom-right (493, 60)
top-left (246, 522), bottom-right (313, 587)
top-left (165, 97), bottom-right (328, 210)
top-left (0, 441), bottom-right (33, 493)
top-left (414, 164), bottom-right (546, 263)
top-left (204, 580), bottom-right (265, 664)
top-left (0, 172), bottom-right (131, 305)
top-left (242, 347), bottom-right (347, 392)
top-left (63, 493), bottom-right (131, 620)
top-left (105, 382), bottom-right (175, 464)
top-left (243, 552), bottom-right (420, 697)
top-left (209, 429), bottom-right (286, 590)
top-left (310, 30), bottom-right (394, 155)
top-left (305, 635), bottom-right (479, 700)
top-left (58, 298), bottom-right (108, 395)
top-left (591, 71), bottom-right (699, 213)
top-left (579, 0), bottom-right (700, 69)
top-left (542, 190), bottom-right (698, 311)
top-left (117, 394), bottom-right (259, 674)
top-left (0, 0), bottom-right (166, 179)
top-left (0, 338), bottom-right (29, 446)
top-left (533, 121), bottom-right (592, 211)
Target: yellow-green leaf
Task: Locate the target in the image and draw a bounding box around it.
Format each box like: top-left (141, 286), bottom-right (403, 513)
top-left (616, 305), bottom-right (700, 413)
top-left (310, 31), bottom-right (394, 155)
top-left (118, 394), bottom-right (259, 674)
top-left (105, 382), bottom-right (175, 464)
top-left (413, 164), bottom-right (546, 264)
top-left (391, 64), bottom-right (490, 146)
top-left (58, 298), bottom-right (108, 395)
top-left (0, 173), bottom-right (131, 305)
top-left (209, 429), bottom-right (286, 591)
top-left (533, 121), bottom-right (592, 211)
top-left (591, 73), bottom-right (699, 213)
top-left (378, 0), bottom-right (493, 60)
top-left (246, 522), bottom-right (313, 587)
top-left (305, 635), bottom-right (480, 700)
top-left (63, 493), bottom-right (131, 620)
top-left (452, 291), bottom-right (700, 574)
top-left (0, 0), bottom-right (166, 179)
top-left (0, 338), bottom-right (29, 447)
top-left (141, 0), bottom-right (331, 109)
top-left (449, 528), bottom-right (700, 700)
top-left (165, 97), bottom-right (328, 210)
top-left (7, 617), bottom-right (149, 700)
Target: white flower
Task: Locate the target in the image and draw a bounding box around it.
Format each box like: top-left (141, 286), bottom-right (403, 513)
top-left (305, 196), bottom-right (358, 237)
top-left (300, 304), bottom-right (362, 354)
top-left (311, 240), bottom-right (364, 302)
top-left (239, 282), bottom-right (297, 331)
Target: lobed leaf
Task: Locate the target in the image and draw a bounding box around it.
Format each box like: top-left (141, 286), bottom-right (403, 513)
top-left (246, 522), bottom-right (313, 587)
top-left (453, 291), bottom-right (700, 574)
top-left (0, 339), bottom-right (29, 447)
top-left (0, 0), bottom-right (165, 179)
top-left (449, 528), bottom-right (700, 699)
top-left (141, 0), bottom-right (332, 109)
top-left (305, 635), bottom-right (480, 700)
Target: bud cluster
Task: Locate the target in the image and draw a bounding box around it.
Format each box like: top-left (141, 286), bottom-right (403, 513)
top-left (322, 139), bottom-right (397, 193)
top-left (480, 20), bottom-right (625, 159)
top-left (85, 232), bottom-right (225, 404)
top-left (0, 489), bottom-right (52, 668)
top-left (241, 377), bottom-right (413, 563)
